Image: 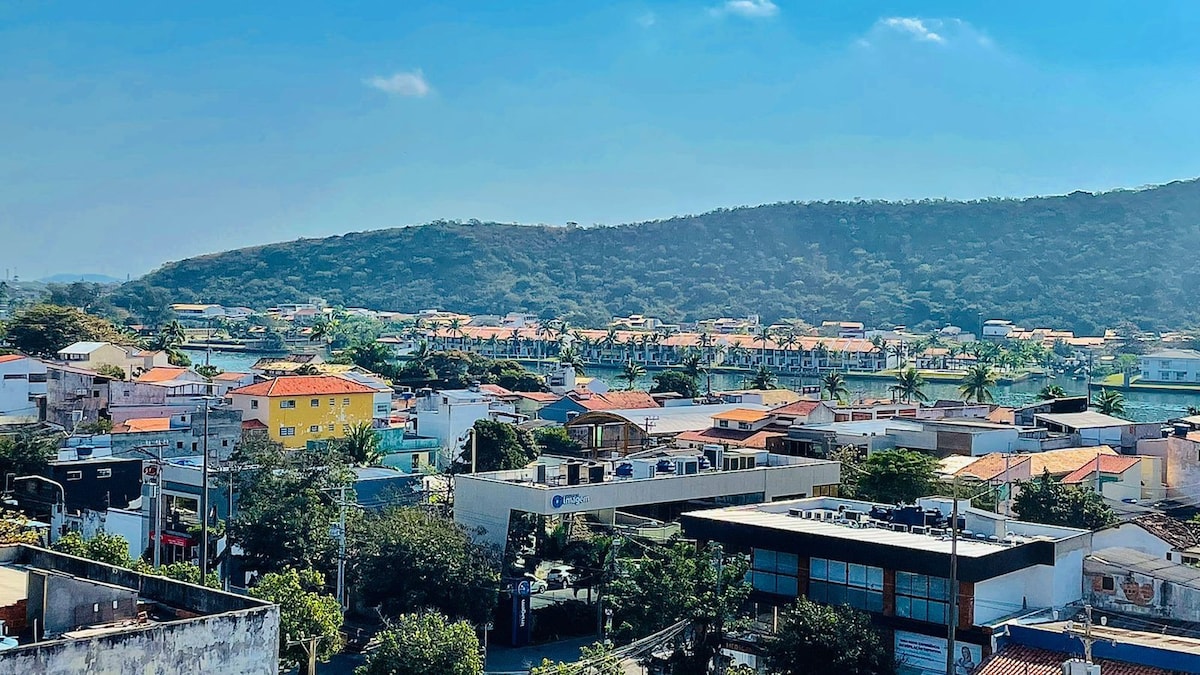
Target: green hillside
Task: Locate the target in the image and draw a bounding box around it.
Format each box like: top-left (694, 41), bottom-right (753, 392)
top-left (117, 180), bottom-right (1200, 333)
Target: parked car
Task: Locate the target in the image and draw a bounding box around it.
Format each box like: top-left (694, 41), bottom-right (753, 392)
top-left (546, 565), bottom-right (574, 588)
top-left (522, 573), bottom-right (548, 594)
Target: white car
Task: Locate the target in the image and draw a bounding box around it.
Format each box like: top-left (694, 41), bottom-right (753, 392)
top-left (546, 565), bottom-right (574, 589)
top-left (522, 573), bottom-right (548, 594)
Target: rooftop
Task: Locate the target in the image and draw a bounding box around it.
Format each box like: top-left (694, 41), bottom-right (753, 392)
top-left (1034, 411), bottom-right (1133, 429)
top-left (135, 366), bottom-right (190, 383)
top-left (1123, 513), bottom-right (1200, 550)
top-left (570, 389), bottom-right (659, 411)
top-left (57, 341), bottom-right (108, 355)
top-left (1060, 455), bottom-right (1142, 483)
top-left (228, 375), bottom-right (377, 397)
top-left (1143, 348), bottom-right (1200, 360)
top-left (113, 418), bottom-right (173, 433)
top-left (1029, 445), bottom-right (1117, 475)
top-left (769, 399), bottom-right (827, 416)
top-left (568, 403), bottom-right (773, 435)
top-left (0, 354), bottom-right (27, 364)
top-left (1087, 547), bottom-right (1200, 591)
top-left (803, 418), bottom-right (926, 435)
top-left (977, 644), bottom-right (1172, 675)
top-left (711, 408), bottom-right (770, 423)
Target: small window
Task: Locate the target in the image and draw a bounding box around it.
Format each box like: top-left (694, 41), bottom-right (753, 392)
top-left (96, 468), bottom-right (112, 479)
top-left (1101, 576), bottom-right (1115, 591)
top-left (412, 453), bottom-right (421, 467)
top-left (66, 471), bottom-right (82, 481)
top-left (123, 390), bottom-right (131, 397)
top-left (328, 424), bottom-right (335, 431)
top-left (309, 425), bottom-right (321, 433)
top-left (250, 400), bottom-right (259, 410)
top-left (718, 420), bottom-right (729, 428)
top-left (192, 442), bottom-right (198, 451)
top-left (311, 398), bottom-right (320, 407)
top-left (329, 398), bottom-right (335, 406)
top-left (280, 400), bottom-right (296, 409)
top-left (738, 422), bottom-right (751, 430)
top-left (280, 427), bottom-right (296, 437)
top-left (176, 441), bottom-right (184, 449)
top-left (342, 398), bottom-right (351, 406)
top-left (92, 390), bottom-right (100, 398)
top-left (222, 439), bottom-right (229, 447)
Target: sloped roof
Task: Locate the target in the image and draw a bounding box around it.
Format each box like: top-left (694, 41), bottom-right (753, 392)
top-left (241, 419), bottom-right (268, 430)
top-left (1144, 348), bottom-right (1200, 360)
top-left (213, 371), bottom-right (252, 381)
top-left (478, 384), bottom-right (514, 396)
top-left (570, 390), bottom-right (659, 411)
top-left (769, 400), bottom-right (825, 416)
top-left (1060, 455), bottom-right (1141, 483)
top-left (1126, 513), bottom-right (1200, 550)
top-left (1035, 411), bottom-right (1131, 429)
top-left (229, 375), bottom-right (376, 397)
top-left (58, 341), bottom-right (108, 355)
top-left (956, 453), bottom-right (1030, 481)
top-left (0, 354), bottom-right (27, 364)
top-left (720, 389), bottom-right (803, 406)
top-left (676, 427), bottom-right (782, 449)
top-left (513, 391), bottom-right (561, 402)
top-left (976, 644), bottom-right (1172, 675)
top-left (711, 408), bottom-right (770, 423)
top-left (136, 366), bottom-right (189, 383)
top-left (113, 418), bottom-right (172, 433)
top-left (1028, 445), bottom-right (1118, 476)
top-left (986, 406), bottom-right (1015, 424)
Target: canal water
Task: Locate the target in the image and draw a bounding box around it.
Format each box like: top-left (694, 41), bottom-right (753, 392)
top-left (185, 350), bottom-right (1198, 424)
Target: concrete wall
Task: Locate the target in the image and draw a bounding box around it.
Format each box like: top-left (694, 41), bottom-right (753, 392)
top-left (0, 356), bottom-right (45, 422)
top-left (1091, 523), bottom-right (1172, 560)
top-left (1137, 435), bottom-right (1200, 502)
top-left (1086, 559), bottom-right (1200, 621)
top-left (31, 572), bottom-right (139, 637)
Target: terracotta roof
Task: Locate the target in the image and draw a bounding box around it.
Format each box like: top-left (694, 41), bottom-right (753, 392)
top-left (1028, 445), bottom-right (1118, 476)
top-left (114, 418), bottom-right (172, 433)
top-left (976, 644), bottom-right (1172, 675)
top-left (986, 406), bottom-right (1015, 424)
top-left (571, 390), bottom-right (659, 411)
top-left (676, 428), bottom-right (782, 449)
top-left (213, 371), bottom-right (252, 381)
top-left (241, 419), bottom-right (268, 430)
top-left (514, 391), bottom-right (561, 402)
top-left (720, 389), bottom-right (803, 406)
top-left (770, 400), bottom-right (824, 416)
top-left (228, 375), bottom-right (377, 397)
top-left (0, 354), bottom-right (27, 364)
top-left (136, 366), bottom-right (189, 383)
top-left (1061, 455), bottom-right (1142, 483)
top-left (1126, 513), bottom-right (1200, 550)
top-left (478, 384), bottom-right (514, 396)
top-left (711, 408), bottom-right (770, 423)
top-left (957, 453), bottom-right (1030, 481)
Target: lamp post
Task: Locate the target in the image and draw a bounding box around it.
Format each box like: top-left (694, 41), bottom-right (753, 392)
top-left (192, 394), bottom-right (221, 578)
top-left (10, 475), bottom-right (66, 544)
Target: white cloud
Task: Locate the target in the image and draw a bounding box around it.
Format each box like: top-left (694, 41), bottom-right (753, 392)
top-left (859, 17), bottom-right (993, 49)
top-left (636, 11), bottom-right (656, 28)
top-left (365, 70), bottom-right (431, 97)
top-left (881, 17), bottom-right (944, 43)
top-left (711, 0), bottom-right (779, 19)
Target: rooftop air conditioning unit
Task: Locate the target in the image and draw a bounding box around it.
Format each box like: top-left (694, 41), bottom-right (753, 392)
top-left (889, 523), bottom-right (909, 533)
top-left (1062, 660), bottom-right (1100, 675)
top-left (910, 525), bottom-right (928, 535)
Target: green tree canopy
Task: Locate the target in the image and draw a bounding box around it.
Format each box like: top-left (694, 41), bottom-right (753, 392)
top-left (1092, 388), bottom-right (1126, 416)
top-left (4, 304), bottom-right (130, 356)
top-left (750, 366), bottom-right (777, 390)
top-left (959, 364), bottom-right (996, 403)
top-left (1038, 384), bottom-right (1067, 399)
top-left (1013, 470), bottom-right (1117, 530)
top-left (338, 422), bottom-right (382, 466)
top-left (0, 431), bottom-right (59, 480)
top-left (764, 598), bottom-right (894, 675)
top-left (650, 370), bottom-right (700, 399)
top-left (52, 531), bottom-right (133, 567)
top-left (532, 426), bottom-right (583, 456)
top-left (821, 372), bottom-right (849, 402)
top-left (531, 641), bottom-right (623, 675)
top-left (452, 419), bottom-right (540, 473)
top-left (855, 449), bottom-right (939, 504)
top-left (250, 568), bottom-right (343, 673)
top-left (355, 612), bottom-right (482, 675)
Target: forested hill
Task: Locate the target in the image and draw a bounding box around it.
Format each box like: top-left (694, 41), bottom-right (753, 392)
top-left (119, 179), bottom-right (1200, 334)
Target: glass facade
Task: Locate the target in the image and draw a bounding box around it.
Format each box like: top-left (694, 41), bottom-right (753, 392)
top-left (808, 557), bottom-right (884, 613)
top-left (895, 571), bottom-right (950, 623)
top-left (751, 549), bottom-right (800, 596)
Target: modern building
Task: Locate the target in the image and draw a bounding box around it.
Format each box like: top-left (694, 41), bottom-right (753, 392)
top-left (1031, 411), bottom-right (1161, 451)
top-left (455, 453), bottom-right (841, 550)
top-left (681, 496), bottom-right (1092, 674)
top-left (0, 354), bottom-right (46, 424)
top-left (410, 387), bottom-right (521, 467)
top-left (1138, 348), bottom-right (1200, 383)
top-left (0, 544), bottom-right (278, 673)
top-left (563, 403), bottom-right (774, 457)
top-left (226, 375), bottom-right (377, 448)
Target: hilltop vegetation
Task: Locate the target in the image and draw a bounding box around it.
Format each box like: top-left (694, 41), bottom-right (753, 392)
top-left (118, 180), bottom-right (1200, 334)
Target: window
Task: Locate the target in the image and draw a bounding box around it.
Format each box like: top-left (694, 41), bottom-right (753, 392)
top-left (280, 400), bottom-right (296, 409)
top-left (29, 373), bottom-right (46, 383)
top-left (96, 468), bottom-right (112, 478)
top-left (895, 571), bottom-right (950, 623)
top-left (1101, 576), bottom-right (1115, 591)
top-left (311, 398), bottom-right (320, 407)
top-left (222, 439), bottom-right (229, 447)
top-left (280, 427), bottom-right (296, 437)
top-left (718, 420), bottom-right (729, 428)
top-left (92, 390), bottom-right (100, 398)
top-left (808, 556), bottom-right (883, 613)
top-left (250, 400), bottom-right (259, 410)
top-left (738, 422), bottom-right (751, 430)
top-left (123, 390), bottom-right (130, 397)
top-left (309, 425), bottom-right (321, 433)
top-left (176, 441), bottom-right (184, 449)
top-left (1159, 371), bottom-right (1170, 380)
top-left (1161, 360), bottom-right (1173, 368)
top-left (66, 471), bottom-right (82, 481)
top-left (330, 398), bottom-right (336, 406)
top-left (2, 374), bottom-right (26, 380)
top-left (192, 442), bottom-right (198, 451)
top-left (328, 424), bottom-right (335, 431)
top-left (751, 548), bottom-right (800, 596)
top-left (412, 453), bottom-right (421, 468)
top-left (342, 398), bottom-right (351, 406)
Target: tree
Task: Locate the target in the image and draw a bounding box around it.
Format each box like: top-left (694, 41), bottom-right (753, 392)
top-left (855, 449), bottom-right (938, 504)
top-left (821, 372), bottom-right (849, 402)
top-left (250, 568), bottom-right (343, 674)
top-left (889, 368), bottom-right (928, 403)
top-left (294, 363), bottom-right (322, 376)
top-left (1093, 388), bottom-right (1126, 416)
top-left (651, 370), bottom-right (700, 399)
top-left (356, 612), bottom-right (483, 675)
top-left (142, 560), bottom-right (221, 588)
top-left (608, 541), bottom-right (750, 675)
top-left (52, 531), bottom-right (134, 567)
top-left (620, 361), bottom-right (645, 389)
top-left (558, 346), bottom-right (587, 376)
top-left (4, 304), bottom-right (129, 356)
top-left (829, 445), bottom-right (864, 494)
top-left (679, 352), bottom-right (707, 381)
top-left (451, 419), bottom-right (539, 473)
top-left (1038, 384), bottom-right (1067, 399)
top-left (195, 364), bottom-right (222, 379)
top-left (750, 366), bottom-right (777, 390)
top-left (353, 507), bottom-right (499, 624)
top-left (1013, 469), bottom-right (1117, 529)
top-left (0, 431), bottom-right (59, 479)
top-left (958, 364), bottom-right (996, 403)
top-left (533, 426), bottom-right (584, 456)
top-left (0, 507), bottom-right (41, 545)
top-left (764, 598), bottom-right (894, 675)
top-left (532, 641), bottom-right (623, 675)
top-left (339, 422), bottom-right (382, 466)
top-left (94, 363), bottom-right (128, 380)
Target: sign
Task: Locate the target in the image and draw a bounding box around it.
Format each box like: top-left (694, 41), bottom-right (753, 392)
top-left (143, 465), bottom-right (159, 477)
top-left (894, 631), bottom-right (982, 675)
top-left (150, 531), bottom-right (191, 547)
top-left (510, 581), bottom-right (532, 646)
top-left (550, 493), bottom-right (590, 510)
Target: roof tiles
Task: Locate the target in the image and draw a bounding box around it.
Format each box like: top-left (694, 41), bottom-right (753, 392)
top-left (229, 375), bottom-right (377, 397)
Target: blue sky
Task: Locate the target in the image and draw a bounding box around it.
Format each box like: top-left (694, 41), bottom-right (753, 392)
top-left (4, 1), bottom-right (1200, 278)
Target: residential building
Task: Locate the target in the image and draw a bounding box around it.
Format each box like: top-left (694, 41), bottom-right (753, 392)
top-left (538, 389), bottom-right (659, 424)
top-left (982, 319), bottom-right (1016, 340)
top-left (45, 364), bottom-right (115, 430)
top-left (714, 388), bottom-right (804, 407)
top-left (0, 544), bottom-right (278, 673)
top-left (977, 622), bottom-right (1200, 675)
top-left (134, 366), bottom-right (202, 384)
top-left (610, 314), bottom-right (662, 331)
top-left (336, 372), bottom-right (394, 425)
top-left (1093, 513), bottom-right (1200, 564)
top-left (776, 418), bottom-right (1020, 458)
top-left (765, 400), bottom-right (837, 426)
top-left (1138, 348), bottom-right (1200, 383)
top-left (410, 388), bottom-right (520, 467)
top-left (1031, 411), bottom-right (1161, 451)
top-left (375, 428), bottom-right (441, 473)
top-left (1084, 547), bottom-right (1200, 622)
top-left (681, 496), bottom-right (1092, 673)
top-left (55, 341), bottom-right (169, 377)
top-left (564, 403), bottom-right (775, 457)
top-left (0, 354), bottom-right (46, 424)
top-left (227, 375), bottom-right (377, 448)
top-left (170, 303), bottom-right (227, 321)
top-left (208, 371), bottom-right (257, 396)
top-left (455, 454), bottom-right (840, 550)
top-left (1012, 396), bottom-right (1089, 427)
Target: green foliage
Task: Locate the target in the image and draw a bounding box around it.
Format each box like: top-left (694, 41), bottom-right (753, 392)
top-left (750, 365), bottom-right (778, 390)
top-left (532, 426), bottom-right (584, 456)
top-left (94, 364), bottom-right (128, 381)
top-left (338, 422), bottom-right (382, 466)
top-left (608, 541), bottom-right (750, 673)
top-left (821, 372), bottom-right (849, 402)
top-left (1013, 470), bottom-right (1117, 530)
top-left (4, 304), bottom-right (130, 356)
top-left (764, 598), bottom-right (894, 675)
top-left (1038, 384), bottom-right (1067, 399)
top-left (352, 507), bottom-right (500, 624)
top-left (0, 431), bottom-right (59, 478)
top-left (250, 568), bottom-right (344, 668)
top-left (856, 449), bottom-right (938, 504)
top-left (0, 507), bottom-right (41, 545)
top-left (133, 560), bottom-right (222, 588)
top-left (829, 445), bottom-right (864, 495)
top-left (651, 370), bottom-right (700, 398)
top-left (195, 364), bottom-right (222, 379)
top-left (531, 641), bottom-right (623, 675)
top-left (452, 419), bottom-right (540, 473)
top-left (620, 361), bottom-right (646, 389)
top-left (76, 418), bottom-right (114, 434)
top-left (959, 364), bottom-right (996, 403)
top-left (1092, 388), bottom-right (1126, 416)
top-left (52, 531), bottom-right (134, 567)
top-left (889, 368), bottom-right (928, 403)
top-left (356, 612), bottom-right (483, 675)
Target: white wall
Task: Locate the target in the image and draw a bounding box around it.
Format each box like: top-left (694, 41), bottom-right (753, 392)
top-left (1091, 523), bottom-right (1172, 559)
top-left (0, 356), bottom-right (43, 421)
top-left (973, 566), bottom-right (1051, 623)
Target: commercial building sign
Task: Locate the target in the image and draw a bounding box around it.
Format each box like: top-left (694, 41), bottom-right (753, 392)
top-left (895, 631), bottom-right (982, 675)
top-left (511, 580), bottom-right (532, 647)
top-left (550, 493), bottom-right (590, 509)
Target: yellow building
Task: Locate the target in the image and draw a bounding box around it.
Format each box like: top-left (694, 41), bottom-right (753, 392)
top-left (227, 375), bottom-right (377, 447)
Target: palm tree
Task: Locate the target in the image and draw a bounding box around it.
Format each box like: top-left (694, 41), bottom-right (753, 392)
top-left (887, 342), bottom-right (907, 370)
top-left (750, 366), bottom-right (777, 390)
top-left (889, 367), bottom-right (929, 403)
top-left (680, 352), bottom-right (706, 381)
top-left (558, 347), bottom-right (586, 376)
top-left (1093, 388), bottom-right (1126, 416)
top-left (620, 361), bottom-right (646, 390)
top-left (309, 315), bottom-right (341, 346)
top-left (1038, 384), bottom-right (1067, 400)
top-left (959, 364), bottom-right (996, 403)
top-left (485, 334), bottom-right (500, 358)
top-left (447, 317), bottom-right (465, 339)
top-left (753, 326), bottom-right (774, 365)
top-left (821, 372), bottom-right (849, 402)
top-left (340, 422), bottom-right (383, 466)
top-left (161, 320), bottom-right (187, 346)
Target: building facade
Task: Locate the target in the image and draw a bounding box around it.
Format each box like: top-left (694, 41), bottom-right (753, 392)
top-left (227, 375), bottom-right (376, 447)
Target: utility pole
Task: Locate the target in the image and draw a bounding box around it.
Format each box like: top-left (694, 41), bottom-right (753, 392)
top-left (1064, 605), bottom-right (1099, 664)
top-left (336, 485), bottom-right (347, 611)
top-left (946, 488), bottom-right (960, 675)
top-left (286, 633), bottom-right (324, 675)
top-left (713, 542), bottom-right (725, 675)
top-left (199, 398), bottom-right (210, 577)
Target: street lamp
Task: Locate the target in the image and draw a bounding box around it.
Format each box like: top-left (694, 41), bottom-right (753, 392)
top-left (191, 394), bottom-right (222, 578)
top-left (8, 475), bottom-right (65, 544)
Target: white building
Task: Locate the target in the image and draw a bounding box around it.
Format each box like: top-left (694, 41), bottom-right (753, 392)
top-left (336, 372), bottom-right (394, 424)
top-left (410, 388), bottom-right (520, 468)
top-left (0, 354), bottom-right (47, 424)
top-left (1138, 348), bottom-right (1200, 383)
top-left (981, 319), bottom-right (1016, 341)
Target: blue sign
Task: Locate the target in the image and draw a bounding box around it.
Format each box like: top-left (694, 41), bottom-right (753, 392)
top-left (551, 494), bottom-right (565, 509)
top-left (511, 581), bottom-right (532, 646)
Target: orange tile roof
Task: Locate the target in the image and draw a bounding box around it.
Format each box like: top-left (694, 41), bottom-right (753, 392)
top-left (0, 354), bottom-right (26, 364)
top-left (213, 371), bottom-right (252, 381)
top-left (770, 400), bottom-right (824, 416)
top-left (478, 384), bottom-right (514, 396)
top-left (228, 375), bottom-right (376, 397)
top-left (571, 390), bottom-right (659, 411)
top-left (711, 408), bottom-right (770, 423)
top-left (241, 419), bottom-right (268, 430)
top-left (114, 417), bottom-right (172, 433)
top-left (1061, 455), bottom-right (1142, 483)
top-left (1029, 445), bottom-right (1117, 476)
top-left (676, 428), bottom-right (782, 449)
top-left (957, 454), bottom-right (1030, 481)
top-left (514, 391), bottom-right (561, 402)
top-left (977, 645), bottom-right (1171, 675)
top-left (136, 366), bottom-right (189, 383)
top-left (986, 406), bottom-right (1015, 424)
